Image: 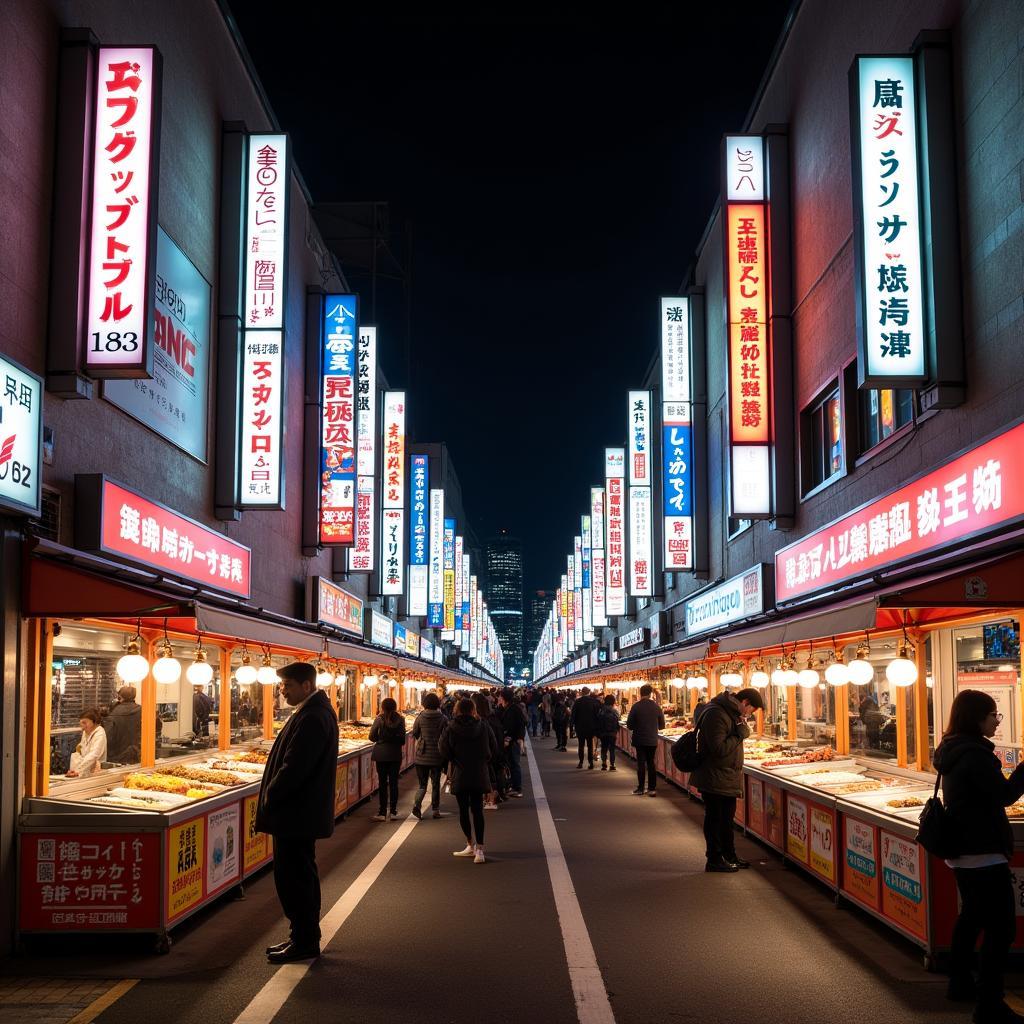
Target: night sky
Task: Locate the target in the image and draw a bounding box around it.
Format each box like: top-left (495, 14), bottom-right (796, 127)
top-left (227, 5), bottom-right (793, 594)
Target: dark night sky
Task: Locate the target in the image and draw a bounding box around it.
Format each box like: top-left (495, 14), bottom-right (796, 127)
top-left (227, 5), bottom-right (793, 595)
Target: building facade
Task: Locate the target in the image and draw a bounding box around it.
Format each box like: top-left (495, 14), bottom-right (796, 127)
top-left (486, 530), bottom-right (524, 667)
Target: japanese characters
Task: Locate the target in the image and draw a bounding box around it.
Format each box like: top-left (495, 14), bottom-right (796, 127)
top-left (661, 297), bottom-right (693, 570)
top-left (319, 296), bottom-right (357, 544)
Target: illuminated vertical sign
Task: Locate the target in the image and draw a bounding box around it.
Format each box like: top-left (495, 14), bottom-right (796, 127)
top-left (462, 554), bottom-right (471, 640)
top-left (573, 536), bottom-right (583, 647)
top-left (85, 47), bottom-right (161, 378)
top-left (590, 486), bottom-right (607, 628)
top-left (851, 56), bottom-right (927, 385)
top-left (454, 535), bottom-right (465, 644)
top-left (319, 295), bottom-right (356, 545)
top-left (467, 571), bottom-right (476, 657)
top-left (238, 332), bottom-right (284, 507)
top-left (661, 298), bottom-right (694, 571)
top-left (724, 134), bottom-right (771, 517)
top-left (349, 325), bottom-right (377, 571)
top-left (427, 489), bottom-right (444, 627)
top-left (627, 392), bottom-right (653, 597)
top-left (244, 133), bottom-right (289, 330)
top-left (566, 553), bottom-right (576, 650)
top-left (605, 447), bottom-right (626, 616)
top-left (442, 518), bottom-right (456, 637)
top-left (581, 515), bottom-right (593, 642)
top-left (381, 392), bottom-right (405, 594)
top-left (408, 454), bottom-right (429, 615)
top-left (559, 573), bottom-right (569, 654)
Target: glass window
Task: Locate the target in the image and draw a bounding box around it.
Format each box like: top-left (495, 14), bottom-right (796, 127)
top-left (763, 684), bottom-right (789, 740)
top-left (728, 517), bottom-right (752, 538)
top-left (953, 619), bottom-right (1020, 751)
top-left (845, 637), bottom-right (900, 762)
top-left (154, 637), bottom-right (222, 763)
top-left (795, 680), bottom-right (837, 748)
top-left (924, 635), bottom-right (935, 768)
top-left (860, 388), bottom-right (913, 453)
top-left (803, 387), bottom-right (842, 493)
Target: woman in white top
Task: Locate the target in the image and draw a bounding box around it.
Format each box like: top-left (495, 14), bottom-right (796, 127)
top-left (66, 707), bottom-right (107, 778)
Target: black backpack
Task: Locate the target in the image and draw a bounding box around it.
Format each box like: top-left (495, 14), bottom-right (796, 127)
top-left (671, 730), bottom-right (701, 772)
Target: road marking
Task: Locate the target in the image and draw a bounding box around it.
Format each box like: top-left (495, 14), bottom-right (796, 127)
top-left (232, 815), bottom-right (419, 1024)
top-left (525, 737), bottom-right (616, 1024)
top-left (67, 979), bottom-right (138, 1023)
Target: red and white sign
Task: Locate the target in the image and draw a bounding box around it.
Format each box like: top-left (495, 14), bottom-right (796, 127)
top-left (308, 576), bottom-right (363, 636)
top-left (605, 447), bottom-right (626, 616)
top-left (85, 47), bottom-right (161, 377)
top-left (629, 485), bottom-right (653, 597)
top-left (628, 391), bottom-right (652, 486)
top-left (19, 832), bottom-right (160, 931)
top-left (244, 134), bottom-right (288, 329)
top-left (776, 421), bottom-right (1023, 603)
top-left (319, 297), bottom-right (356, 545)
top-left (84, 477), bottom-right (251, 598)
top-left (349, 479), bottom-right (375, 572)
top-left (381, 392), bottom-right (405, 595)
top-left (349, 325), bottom-right (377, 571)
top-left (238, 332), bottom-right (283, 507)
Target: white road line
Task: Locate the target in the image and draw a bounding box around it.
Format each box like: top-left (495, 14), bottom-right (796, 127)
top-left (525, 738), bottom-right (617, 1024)
top-left (232, 815), bottom-right (419, 1024)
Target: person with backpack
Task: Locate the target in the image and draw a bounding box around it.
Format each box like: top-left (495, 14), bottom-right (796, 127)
top-left (689, 687), bottom-right (765, 872)
top-left (551, 694), bottom-right (569, 751)
top-left (596, 694), bottom-right (620, 771)
top-left (626, 684), bottom-right (665, 795)
top-left (369, 697), bottom-right (406, 821)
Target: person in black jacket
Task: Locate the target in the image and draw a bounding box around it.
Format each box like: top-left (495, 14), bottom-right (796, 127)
top-left (256, 662), bottom-right (340, 964)
top-left (497, 689), bottom-right (526, 797)
top-left (439, 698), bottom-right (498, 863)
top-left (571, 686), bottom-right (602, 769)
top-left (934, 689), bottom-right (1024, 1023)
top-left (474, 693), bottom-right (506, 808)
top-left (369, 697), bottom-right (406, 821)
top-left (596, 694), bottom-right (620, 771)
top-left (412, 691), bottom-right (445, 819)
top-left (552, 695), bottom-right (569, 751)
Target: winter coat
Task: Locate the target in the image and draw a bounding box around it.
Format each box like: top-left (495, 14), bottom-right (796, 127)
top-left (571, 695), bottom-right (602, 737)
top-left (103, 700), bottom-right (143, 764)
top-left (689, 693), bottom-right (750, 798)
top-left (596, 705), bottom-right (620, 738)
top-left (255, 690), bottom-right (340, 839)
top-left (934, 733), bottom-right (1024, 859)
top-left (412, 708), bottom-right (445, 766)
top-left (369, 714), bottom-right (406, 762)
top-left (439, 714), bottom-right (498, 794)
top-left (552, 700), bottom-right (568, 725)
top-left (498, 703), bottom-right (526, 744)
top-left (625, 698), bottom-right (665, 748)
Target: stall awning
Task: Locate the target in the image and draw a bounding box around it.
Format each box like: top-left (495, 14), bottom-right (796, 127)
top-left (716, 596), bottom-right (881, 654)
top-left (193, 604), bottom-right (326, 655)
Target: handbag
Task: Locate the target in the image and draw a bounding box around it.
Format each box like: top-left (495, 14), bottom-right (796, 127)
top-left (915, 772), bottom-right (959, 859)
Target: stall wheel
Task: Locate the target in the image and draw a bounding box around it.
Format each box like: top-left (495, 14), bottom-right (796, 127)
top-left (154, 932), bottom-right (172, 955)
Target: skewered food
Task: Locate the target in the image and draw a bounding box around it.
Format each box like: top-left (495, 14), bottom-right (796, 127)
top-left (210, 760), bottom-right (263, 774)
top-left (236, 750), bottom-right (269, 764)
top-left (161, 765), bottom-right (243, 786)
top-left (762, 747), bottom-right (835, 768)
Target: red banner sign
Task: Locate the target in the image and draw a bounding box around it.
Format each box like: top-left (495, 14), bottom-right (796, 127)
top-left (776, 421), bottom-right (1022, 603)
top-left (308, 576), bottom-right (363, 636)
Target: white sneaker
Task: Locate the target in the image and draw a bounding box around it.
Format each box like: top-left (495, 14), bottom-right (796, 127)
top-left (484, 802), bottom-right (498, 811)
top-left (473, 846), bottom-right (486, 864)
top-left (452, 844), bottom-right (475, 857)
top-left (371, 813), bottom-right (387, 821)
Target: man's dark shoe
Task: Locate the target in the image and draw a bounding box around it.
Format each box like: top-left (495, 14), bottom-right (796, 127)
top-left (267, 942), bottom-right (320, 964)
top-left (265, 939), bottom-right (291, 954)
top-left (577, 761), bottom-right (584, 769)
top-left (432, 809), bottom-right (442, 819)
top-left (587, 762), bottom-right (594, 770)
top-left (705, 857), bottom-right (739, 873)
top-left (729, 857), bottom-right (751, 869)
top-left (412, 804), bottom-right (422, 820)
top-left (945, 974), bottom-right (975, 1002)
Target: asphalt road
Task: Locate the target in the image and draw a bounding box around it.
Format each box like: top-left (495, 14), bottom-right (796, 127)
top-left (10, 740), bottom-right (975, 1024)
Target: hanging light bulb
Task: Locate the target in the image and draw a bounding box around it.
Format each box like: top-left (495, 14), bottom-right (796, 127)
top-left (720, 664), bottom-right (743, 688)
top-left (315, 661), bottom-right (334, 688)
top-left (825, 648), bottom-right (850, 687)
top-left (152, 631), bottom-right (182, 685)
top-left (848, 640), bottom-right (875, 686)
top-left (334, 667), bottom-right (348, 689)
top-left (235, 645), bottom-right (258, 685)
top-left (770, 658), bottom-right (788, 688)
top-left (257, 648), bottom-right (278, 686)
top-left (749, 659), bottom-right (770, 689)
top-left (116, 629), bottom-right (150, 684)
top-left (798, 654), bottom-right (820, 689)
top-left (886, 631), bottom-right (918, 687)
top-left (691, 665), bottom-right (708, 689)
top-left (186, 638), bottom-right (214, 687)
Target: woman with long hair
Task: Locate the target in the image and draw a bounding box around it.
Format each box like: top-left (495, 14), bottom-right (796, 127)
top-left (369, 697), bottom-right (406, 821)
top-left (473, 692), bottom-right (504, 809)
top-left (438, 697), bottom-right (497, 863)
top-left (933, 688), bottom-right (1024, 1022)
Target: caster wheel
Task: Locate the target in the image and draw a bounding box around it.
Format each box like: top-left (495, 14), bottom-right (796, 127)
top-left (154, 933), bottom-right (172, 954)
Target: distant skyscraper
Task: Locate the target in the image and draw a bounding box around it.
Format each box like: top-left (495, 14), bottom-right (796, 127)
top-left (525, 589), bottom-right (555, 660)
top-left (486, 530), bottom-right (523, 666)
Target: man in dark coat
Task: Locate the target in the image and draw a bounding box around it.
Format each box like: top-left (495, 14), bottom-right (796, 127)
top-left (497, 689), bottom-right (526, 797)
top-left (256, 662), bottom-right (340, 963)
top-left (570, 686), bottom-right (602, 769)
top-left (690, 687), bottom-right (764, 873)
top-left (103, 686), bottom-right (143, 764)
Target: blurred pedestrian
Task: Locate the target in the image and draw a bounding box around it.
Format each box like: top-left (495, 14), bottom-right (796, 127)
top-left (552, 695), bottom-right (569, 751)
top-left (439, 697), bottom-right (497, 863)
top-left (626, 684), bottom-right (665, 796)
top-left (497, 688), bottom-right (526, 797)
top-left (369, 697), bottom-right (406, 821)
top-left (571, 686), bottom-right (602, 770)
top-left (412, 691), bottom-right (445, 820)
top-left (474, 692), bottom-right (505, 809)
top-left (596, 694), bottom-right (620, 772)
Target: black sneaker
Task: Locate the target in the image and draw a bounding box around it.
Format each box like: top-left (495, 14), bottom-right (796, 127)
top-left (577, 761), bottom-right (584, 769)
top-left (610, 765), bottom-right (617, 771)
top-left (632, 787), bottom-right (645, 795)
top-left (600, 764), bottom-right (607, 771)
top-left (705, 857), bottom-right (739, 873)
top-left (412, 805), bottom-right (422, 820)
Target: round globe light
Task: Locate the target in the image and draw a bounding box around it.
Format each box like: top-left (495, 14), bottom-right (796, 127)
top-left (152, 654), bottom-right (182, 685)
top-left (315, 668), bottom-right (334, 688)
top-left (235, 662), bottom-right (258, 685)
top-left (334, 672), bottom-right (347, 688)
top-left (186, 657), bottom-right (214, 687)
top-left (886, 656), bottom-right (918, 687)
top-left (847, 658), bottom-right (875, 686)
top-left (782, 668), bottom-right (800, 687)
top-left (257, 663), bottom-right (279, 685)
top-left (771, 666), bottom-right (788, 688)
top-left (692, 675), bottom-right (708, 690)
top-left (720, 671), bottom-right (742, 688)
top-left (824, 661), bottom-right (850, 687)
top-left (116, 652), bottom-right (150, 684)
top-left (797, 668), bottom-right (820, 689)
top-left (750, 670), bottom-right (770, 689)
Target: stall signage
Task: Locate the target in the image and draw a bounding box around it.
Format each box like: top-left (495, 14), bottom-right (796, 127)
top-left (809, 806), bottom-right (836, 883)
top-left (238, 330), bottom-right (284, 508)
top-left (880, 829), bottom-right (926, 939)
top-left (243, 794), bottom-right (269, 872)
top-left (617, 627), bottom-right (646, 650)
top-left (747, 777), bottom-right (765, 836)
top-left (350, 477), bottom-right (375, 573)
top-left (167, 816), bottom-right (204, 922)
top-left (605, 447), bottom-right (627, 616)
top-left (244, 134), bottom-right (289, 330)
top-left (319, 295), bottom-right (357, 545)
top-left (428, 489), bottom-right (445, 626)
top-left (0, 354), bottom-right (42, 516)
top-left (346, 757), bottom-right (360, 802)
top-left (628, 485), bottom-right (653, 598)
top-left (776, 421), bottom-right (1024, 603)
top-left (786, 795), bottom-right (809, 863)
top-left (684, 564), bottom-right (767, 636)
top-left (349, 325), bottom-right (377, 572)
top-left (334, 762), bottom-right (349, 816)
top-left (308, 576), bottom-right (363, 636)
top-left (628, 391), bottom-right (652, 486)
top-left (205, 804), bottom-right (240, 896)
top-left (405, 629), bottom-right (419, 656)
top-left (85, 47), bottom-right (161, 378)
top-left (381, 392), bottom-right (406, 594)
top-left (19, 832), bottom-right (159, 931)
top-left (662, 297), bottom-right (694, 570)
top-left (105, 227), bottom-right (212, 460)
top-left (434, 647), bottom-right (444, 665)
top-left (394, 623), bottom-right (408, 651)
top-left (79, 476), bottom-right (252, 598)
top-left (844, 817), bottom-right (880, 910)
top-left (442, 518), bottom-right (456, 635)
top-left (381, 508), bottom-right (405, 597)
top-left (409, 453), bottom-right (429, 607)
top-left (420, 636), bottom-right (434, 661)
top-left (367, 610), bottom-right (394, 649)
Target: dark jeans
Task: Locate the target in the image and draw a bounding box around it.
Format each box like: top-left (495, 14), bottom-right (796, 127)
top-left (951, 863), bottom-right (1016, 1006)
top-left (554, 722), bottom-right (568, 748)
top-left (507, 741), bottom-right (523, 791)
top-left (376, 760), bottom-right (400, 814)
top-left (540, 715), bottom-right (551, 736)
top-left (528, 706), bottom-right (539, 736)
top-left (272, 835), bottom-right (321, 948)
top-left (599, 736), bottom-right (616, 766)
top-left (456, 790), bottom-right (485, 845)
top-left (577, 733), bottom-right (595, 765)
top-left (414, 763), bottom-right (443, 811)
top-left (702, 792), bottom-right (739, 861)
top-left (635, 744), bottom-right (657, 791)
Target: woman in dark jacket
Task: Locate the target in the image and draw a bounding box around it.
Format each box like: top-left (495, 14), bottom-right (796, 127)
top-left (438, 698), bottom-right (497, 863)
top-left (412, 691), bottom-right (445, 820)
top-left (369, 697), bottom-right (406, 821)
top-left (551, 696), bottom-right (569, 751)
top-left (933, 689), bottom-right (1024, 1022)
top-left (473, 692), bottom-right (505, 809)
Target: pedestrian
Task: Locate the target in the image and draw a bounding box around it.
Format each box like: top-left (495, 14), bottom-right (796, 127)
top-left (412, 691), bottom-right (446, 820)
top-left (65, 707), bottom-right (107, 778)
top-left (256, 662), bottom-right (339, 963)
top-left (192, 683), bottom-right (214, 740)
top-left (571, 686), bottom-right (602, 770)
top-left (369, 697), bottom-right (406, 821)
top-left (626, 684), bottom-right (665, 796)
top-left (439, 697), bottom-right (497, 863)
top-left (690, 686), bottom-right (765, 872)
top-left (103, 685), bottom-right (143, 764)
top-left (552, 695), bottom-right (569, 751)
top-left (541, 689), bottom-right (553, 737)
top-left (474, 692), bottom-right (506, 808)
top-left (527, 689), bottom-right (540, 738)
top-left (596, 694), bottom-right (620, 772)
top-left (497, 688), bottom-right (526, 797)
top-left (566, 692), bottom-right (576, 740)
top-left (933, 689), bottom-right (1024, 1023)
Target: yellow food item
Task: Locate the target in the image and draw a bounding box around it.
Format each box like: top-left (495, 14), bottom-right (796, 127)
top-left (831, 780), bottom-right (882, 795)
top-left (161, 765), bottom-right (241, 786)
top-left (237, 750), bottom-right (269, 764)
top-left (123, 773), bottom-right (191, 795)
top-left (1007, 803), bottom-right (1024, 818)
top-left (887, 798), bottom-right (924, 808)
top-left (185, 788), bottom-right (213, 800)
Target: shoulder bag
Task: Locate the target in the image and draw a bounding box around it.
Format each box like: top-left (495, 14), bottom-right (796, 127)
top-left (915, 772), bottom-right (959, 859)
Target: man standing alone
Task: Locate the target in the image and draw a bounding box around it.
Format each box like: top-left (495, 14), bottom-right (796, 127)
top-left (571, 686), bottom-right (602, 770)
top-left (256, 662), bottom-right (339, 962)
top-left (690, 686), bottom-right (765, 872)
top-left (626, 684), bottom-right (665, 795)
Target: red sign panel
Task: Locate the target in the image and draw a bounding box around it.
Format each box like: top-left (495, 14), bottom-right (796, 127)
top-left (776, 421), bottom-right (1024, 603)
top-left (309, 576), bottom-right (363, 636)
top-left (19, 831), bottom-right (160, 931)
top-left (83, 477), bottom-right (252, 598)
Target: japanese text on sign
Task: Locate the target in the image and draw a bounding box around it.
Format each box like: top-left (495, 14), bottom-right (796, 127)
top-left (320, 296), bottom-right (357, 544)
top-left (244, 134), bottom-right (288, 329)
top-left (605, 448), bottom-right (627, 616)
top-left (349, 325), bottom-right (376, 571)
top-left (239, 332), bottom-right (283, 506)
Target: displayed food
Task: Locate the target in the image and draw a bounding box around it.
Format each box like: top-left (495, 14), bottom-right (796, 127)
top-left (887, 797), bottom-right (925, 808)
top-left (123, 772), bottom-right (218, 797)
top-left (90, 794), bottom-right (172, 810)
top-left (790, 771), bottom-right (866, 787)
top-left (161, 764), bottom-right (244, 787)
top-left (1008, 803), bottom-right (1024, 818)
top-left (210, 759), bottom-right (264, 775)
top-left (830, 780), bottom-right (883, 795)
top-left (236, 749), bottom-right (269, 764)
top-left (762, 747), bottom-right (835, 768)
